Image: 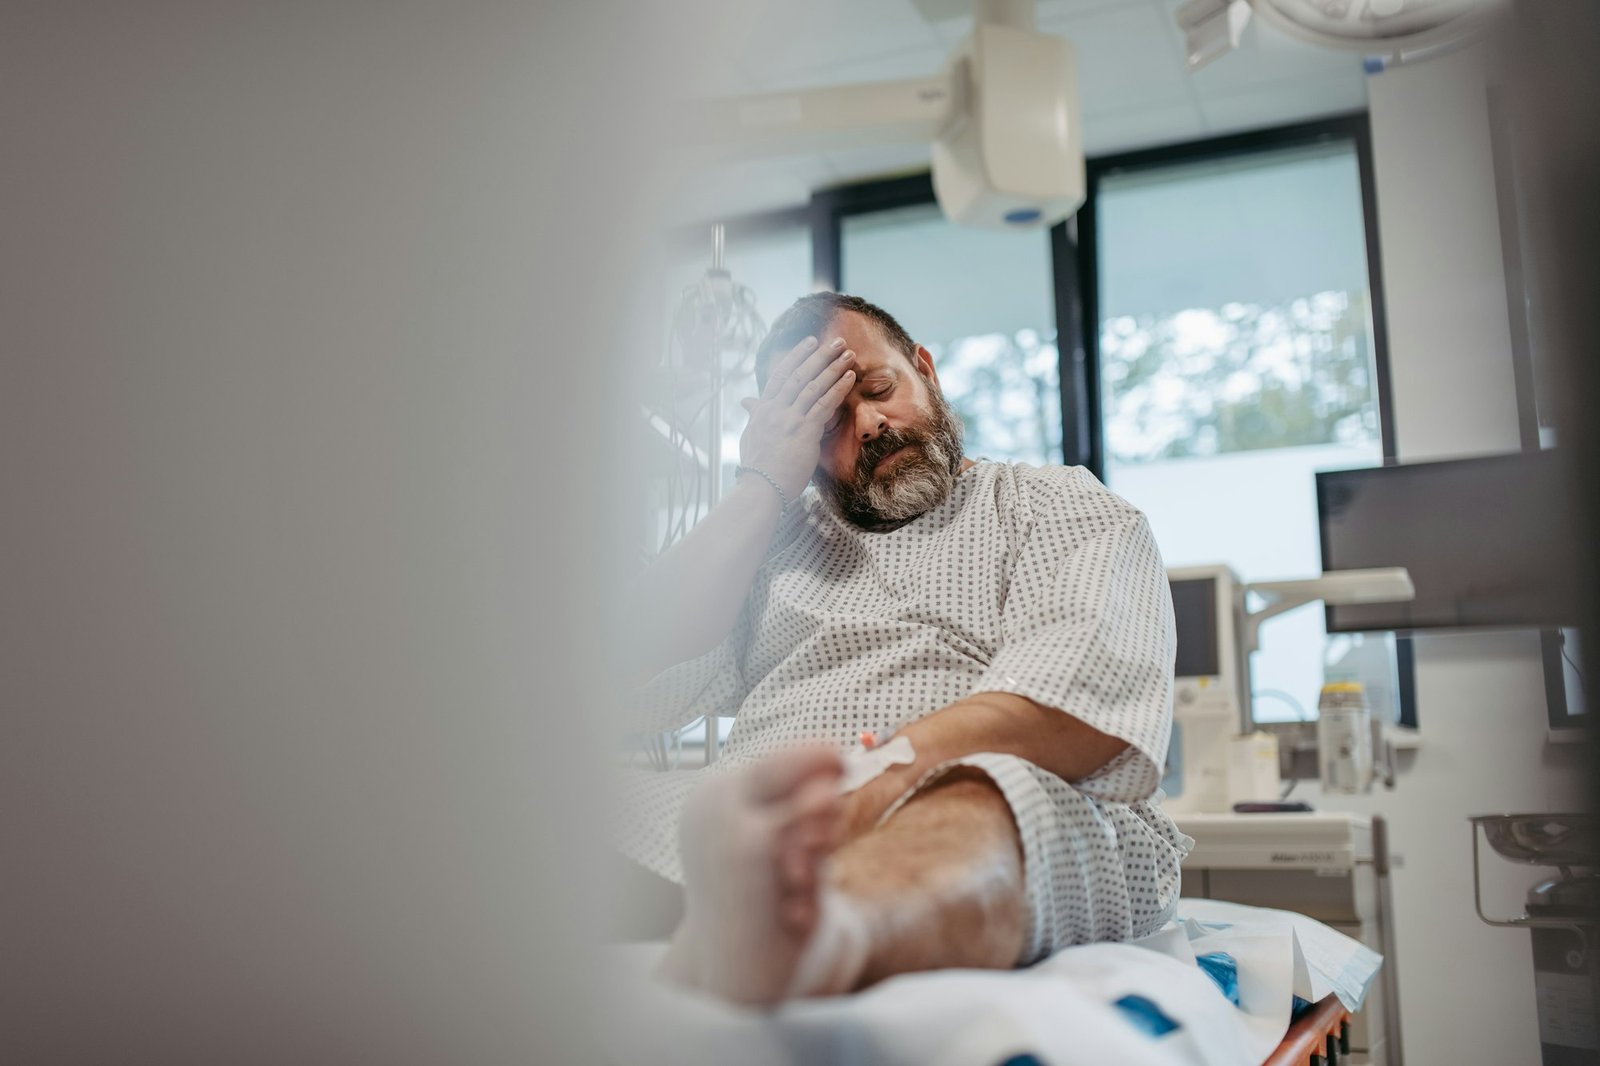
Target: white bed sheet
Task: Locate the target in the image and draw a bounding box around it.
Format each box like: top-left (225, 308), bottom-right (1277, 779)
top-left (603, 900), bottom-right (1381, 1066)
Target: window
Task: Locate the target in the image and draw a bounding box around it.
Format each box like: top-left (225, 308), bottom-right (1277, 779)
top-left (1083, 124), bottom-right (1408, 726)
top-left (829, 184), bottom-right (1062, 467)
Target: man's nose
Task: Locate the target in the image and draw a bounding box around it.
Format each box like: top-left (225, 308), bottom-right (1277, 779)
top-left (857, 405), bottom-right (888, 442)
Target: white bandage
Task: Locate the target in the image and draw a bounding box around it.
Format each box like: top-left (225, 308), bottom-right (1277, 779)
top-left (836, 735), bottom-right (915, 795)
top-left (784, 889), bottom-right (872, 999)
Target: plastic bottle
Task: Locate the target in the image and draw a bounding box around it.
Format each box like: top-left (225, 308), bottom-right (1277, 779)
top-left (1317, 681), bottom-right (1373, 794)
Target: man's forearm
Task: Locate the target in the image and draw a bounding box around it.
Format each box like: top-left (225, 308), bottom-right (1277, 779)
top-left (844, 692), bottom-right (1129, 838)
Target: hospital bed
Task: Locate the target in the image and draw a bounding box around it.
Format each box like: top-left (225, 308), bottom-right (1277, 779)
top-left (1265, 995), bottom-right (1352, 1066)
top-left (606, 898), bottom-right (1383, 1066)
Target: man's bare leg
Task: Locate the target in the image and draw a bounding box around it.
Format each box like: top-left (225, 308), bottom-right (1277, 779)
top-left (661, 752), bottom-right (1027, 1006)
top-left (828, 768), bottom-right (1026, 986)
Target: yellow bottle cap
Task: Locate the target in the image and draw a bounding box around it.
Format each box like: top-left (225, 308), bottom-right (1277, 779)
top-left (1320, 681), bottom-right (1365, 694)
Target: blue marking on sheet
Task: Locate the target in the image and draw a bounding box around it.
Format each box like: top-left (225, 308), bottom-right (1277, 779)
top-left (1195, 951), bottom-right (1241, 1007)
top-left (996, 1056), bottom-right (1044, 1066)
top-left (1113, 994), bottom-right (1181, 1037)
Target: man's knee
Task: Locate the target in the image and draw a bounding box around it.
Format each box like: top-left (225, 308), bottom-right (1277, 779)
top-left (888, 767), bottom-right (1021, 853)
top-left (838, 767), bottom-right (1031, 977)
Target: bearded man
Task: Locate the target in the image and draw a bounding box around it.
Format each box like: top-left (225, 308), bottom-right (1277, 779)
top-left (619, 292), bottom-right (1191, 1006)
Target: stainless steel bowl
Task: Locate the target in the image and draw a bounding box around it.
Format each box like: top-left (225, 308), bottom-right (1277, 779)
top-left (1470, 813), bottom-right (1598, 867)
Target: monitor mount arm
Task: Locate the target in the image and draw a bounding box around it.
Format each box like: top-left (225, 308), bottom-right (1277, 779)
top-left (1242, 567), bottom-right (1415, 658)
top-left (1235, 567), bottom-right (1414, 735)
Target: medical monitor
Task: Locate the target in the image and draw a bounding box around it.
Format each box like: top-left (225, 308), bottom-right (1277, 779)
top-left (1543, 627), bottom-right (1590, 740)
top-left (1164, 566), bottom-right (1248, 810)
top-left (1316, 450), bottom-right (1582, 634)
top-left (1166, 566), bottom-right (1247, 723)
top-left (1171, 576), bottom-right (1221, 679)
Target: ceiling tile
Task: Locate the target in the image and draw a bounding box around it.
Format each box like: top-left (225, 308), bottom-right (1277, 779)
top-left (1038, 0), bottom-right (1158, 23)
top-left (928, 16), bottom-right (971, 46)
top-left (728, 0), bottom-right (942, 84)
top-left (1050, 3), bottom-right (1195, 115)
top-left (1196, 72), bottom-right (1370, 135)
top-left (928, 0), bottom-right (1131, 45)
top-left (758, 45), bottom-right (950, 93)
top-left (663, 155), bottom-right (838, 226)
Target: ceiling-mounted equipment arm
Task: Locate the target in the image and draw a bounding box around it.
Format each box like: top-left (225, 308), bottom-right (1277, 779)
top-left (688, 74), bottom-right (960, 158)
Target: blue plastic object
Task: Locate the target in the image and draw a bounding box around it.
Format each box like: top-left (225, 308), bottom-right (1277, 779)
top-left (1195, 951), bottom-right (1241, 1007)
top-left (1113, 994), bottom-right (1181, 1037)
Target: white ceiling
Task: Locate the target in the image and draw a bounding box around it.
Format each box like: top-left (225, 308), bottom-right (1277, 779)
top-left (671, 0), bottom-right (1369, 222)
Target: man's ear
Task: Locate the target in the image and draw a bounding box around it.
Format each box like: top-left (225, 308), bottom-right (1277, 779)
top-left (912, 344), bottom-right (938, 385)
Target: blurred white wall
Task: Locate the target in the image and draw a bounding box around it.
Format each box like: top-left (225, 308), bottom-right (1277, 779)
top-left (0, 3), bottom-right (698, 1062)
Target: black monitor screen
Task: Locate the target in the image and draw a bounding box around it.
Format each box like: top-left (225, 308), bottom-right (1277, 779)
top-left (1317, 451), bottom-right (1582, 633)
top-left (1171, 577), bottom-right (1220, 678)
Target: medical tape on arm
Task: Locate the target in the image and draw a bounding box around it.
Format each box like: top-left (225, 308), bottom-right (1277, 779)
top-left (836, 735), bottom-right (915, 794)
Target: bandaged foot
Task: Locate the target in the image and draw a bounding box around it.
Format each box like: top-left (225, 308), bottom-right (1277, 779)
top-left (666, 746), bottom-right (868, 1006)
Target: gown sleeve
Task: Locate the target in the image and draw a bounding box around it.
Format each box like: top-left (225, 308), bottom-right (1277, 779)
top-left (968, 466), bottom-right (1176, 803)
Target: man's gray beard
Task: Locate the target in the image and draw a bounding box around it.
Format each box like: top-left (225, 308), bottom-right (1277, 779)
top-left (816, 387), bottom-right (965, 532)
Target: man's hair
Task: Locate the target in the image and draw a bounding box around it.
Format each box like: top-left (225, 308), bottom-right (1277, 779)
top-left (754, 292), bottom-right (917, 392)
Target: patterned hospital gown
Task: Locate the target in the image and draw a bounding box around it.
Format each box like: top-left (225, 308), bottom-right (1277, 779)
top-left (618, 460), bottom-right (1193, 964)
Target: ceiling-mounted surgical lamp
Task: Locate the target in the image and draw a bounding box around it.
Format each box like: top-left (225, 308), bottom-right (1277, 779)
top-left (1177, 0), bottom-right (1254, 71)
top-left (1176, 0), bottom-right (1497, 72)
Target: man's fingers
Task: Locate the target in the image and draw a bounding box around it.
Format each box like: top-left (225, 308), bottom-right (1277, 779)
top-left (793, 349), bottom-right (854, 411)
top-left (744, 745), bottom-right (842, 804)
top-left (774, 338), bottom-right (846, 406)
top-left (761, 335), bottom-right (819, 399)
top-left (783, 775), bottom-right (844, 824)
top-left (806, 368), bottom-right (857, 424)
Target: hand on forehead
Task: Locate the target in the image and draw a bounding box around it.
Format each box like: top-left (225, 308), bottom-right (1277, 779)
top-left (826, 311), bottom-right (911, 371)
